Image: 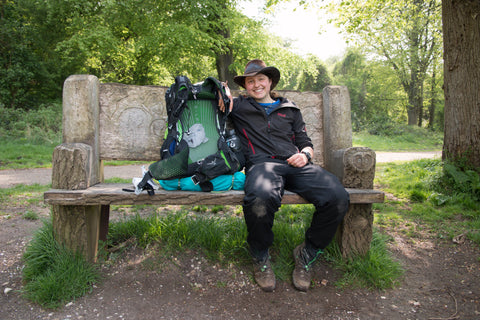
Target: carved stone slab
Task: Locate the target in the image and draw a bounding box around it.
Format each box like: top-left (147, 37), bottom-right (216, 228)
top-left (98, 86), bottom-right (325, 165)
top-left (99, 83), bottom-right (167, 161)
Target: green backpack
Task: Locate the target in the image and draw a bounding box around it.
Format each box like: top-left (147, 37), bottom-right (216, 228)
top-left (136, 76), bottom-right (244, 194)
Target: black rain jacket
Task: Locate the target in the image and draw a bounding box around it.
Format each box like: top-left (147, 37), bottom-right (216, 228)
top-left (230, 95), bottom-right (313, 167)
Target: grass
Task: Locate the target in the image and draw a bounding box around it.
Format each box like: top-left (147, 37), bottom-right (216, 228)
top-left (22, 220), bottom-right (99, 309)
top-left (353, 126), bottom-right (443, 151)
top-left (0, 139), bottom-right (59, 169)
top-left (105, 204), bottom-right (404, 290)
top-left (374, 159), bottom-right (480, 245)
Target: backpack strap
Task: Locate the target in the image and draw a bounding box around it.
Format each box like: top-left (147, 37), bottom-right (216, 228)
top-left (165, 76), bottom-right (193, 128)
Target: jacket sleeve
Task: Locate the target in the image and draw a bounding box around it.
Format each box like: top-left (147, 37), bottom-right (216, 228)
top-left (292, 109), bottom-right (314, 150)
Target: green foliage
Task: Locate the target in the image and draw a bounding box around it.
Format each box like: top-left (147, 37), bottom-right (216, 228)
top-left (295, 55), bottom-right (331, 91)
top-left (332, 48), bottom-right (427, 131)
top-left (0, 102), bottom-right (62, 142)
top-left (434, 163), bottom-right (480, 203)
top-left (328, 0), bottom-right (443, 128)
top-left (375, 159), bottom-right (480, 244)
top-left (23, 210), bottom-right (40, 220)
top-left (0, 0), bottom-right (61, 109)
top-left (3, 0), bottom-right (343, 111)
top-left (22, 220), bottom-right (99, 309)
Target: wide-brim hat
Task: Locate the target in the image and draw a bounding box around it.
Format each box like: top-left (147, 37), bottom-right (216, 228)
top-left (233, 59), bottom-right (280, 90)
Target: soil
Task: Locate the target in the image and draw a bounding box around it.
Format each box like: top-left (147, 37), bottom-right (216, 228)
top-left (1, 151), bottom-right (479, 320)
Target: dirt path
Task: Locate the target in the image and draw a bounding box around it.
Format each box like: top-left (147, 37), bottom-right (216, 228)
top-left (0, 152), bottom-right (441, 188)
top-left (1, 205), bottom-right (479, 320)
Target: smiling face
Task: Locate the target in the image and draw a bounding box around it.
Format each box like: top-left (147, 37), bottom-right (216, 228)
top-left (244, 73), bottom-right (274, 103)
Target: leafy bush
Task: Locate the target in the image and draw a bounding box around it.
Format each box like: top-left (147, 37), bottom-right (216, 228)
top-left (433, 162), bottom-right (480, 203)
top-left (0, 102), bottom-right (62, 144)
top-left (366, 114), bottom-right (398, 136)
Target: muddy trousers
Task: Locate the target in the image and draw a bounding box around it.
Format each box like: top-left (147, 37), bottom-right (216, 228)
top-left (243, 161), bottom-right (349, 259)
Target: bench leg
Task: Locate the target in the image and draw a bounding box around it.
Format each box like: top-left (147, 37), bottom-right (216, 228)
top-left (52, 204), bottom-right (101, 263)
top-left (99, 205), bottom-right (110, 242)
top-left (336, 203), bottom-right (373, 258)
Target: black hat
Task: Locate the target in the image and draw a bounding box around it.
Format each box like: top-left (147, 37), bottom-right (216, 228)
top-left (233, 59), bottom-right (280, 89)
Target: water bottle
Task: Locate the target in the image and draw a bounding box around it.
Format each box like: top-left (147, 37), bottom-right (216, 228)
top-left (226, 130), bottom-right (241, 152)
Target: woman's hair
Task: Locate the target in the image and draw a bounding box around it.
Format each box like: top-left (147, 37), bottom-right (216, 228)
top-left (270, 91), bottom-right (280, 99)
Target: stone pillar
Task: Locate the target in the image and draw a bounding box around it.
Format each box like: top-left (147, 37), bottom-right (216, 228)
top-left (336, 147), bottom-right (377, 257)
top-left (323, 86), bottom-right (377, 258)
top-left (62, 74), bottom-right (101, 184)
top-left (51, 75), bottom-right (101, 262)
top-left (322, 86), bottom-right (352, 176)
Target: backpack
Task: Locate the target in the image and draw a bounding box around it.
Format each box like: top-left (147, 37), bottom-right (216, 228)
top-left (136, 76), bottom-right (244, 194)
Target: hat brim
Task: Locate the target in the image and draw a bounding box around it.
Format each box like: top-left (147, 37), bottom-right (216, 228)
top-left (234, 66), bottom-right (280, 90)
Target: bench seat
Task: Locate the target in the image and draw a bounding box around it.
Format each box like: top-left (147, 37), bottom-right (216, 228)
top-left (44, 184), bottom-right (385, 206)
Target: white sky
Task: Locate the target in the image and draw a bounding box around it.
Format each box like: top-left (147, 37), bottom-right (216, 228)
top-left (239, 1), bottom-right (347, 61)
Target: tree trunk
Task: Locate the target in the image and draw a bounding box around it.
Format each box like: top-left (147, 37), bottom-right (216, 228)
top-left (216, 49), bottom-right (237, 89)
top-left (442, 0), bottom-right (480, 170)
top-left (407, 78), bottom-right (422, 126)
top-left (210, 2), bottom-right (238, 89)
top-left (417, 81), bottom-right (424, 127)
top-left (428, 68), bottom-right (437, 129)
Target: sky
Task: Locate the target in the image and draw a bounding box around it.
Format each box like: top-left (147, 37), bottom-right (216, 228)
top-left (239, 1), bottom-right (347, 61)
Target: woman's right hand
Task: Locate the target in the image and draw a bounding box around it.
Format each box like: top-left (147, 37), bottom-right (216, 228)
top-left (219, 81), bottom-right (233, 113)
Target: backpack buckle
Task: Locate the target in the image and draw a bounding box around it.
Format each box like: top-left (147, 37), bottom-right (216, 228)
top-left (191, 175), bottom-right (201, 185)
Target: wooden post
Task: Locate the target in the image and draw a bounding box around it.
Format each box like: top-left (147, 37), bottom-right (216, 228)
top-left (51, 75), bottom-right (101, 262)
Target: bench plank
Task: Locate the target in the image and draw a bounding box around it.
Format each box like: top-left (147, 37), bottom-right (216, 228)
top-left (44, 183), bottom-right (385, 206)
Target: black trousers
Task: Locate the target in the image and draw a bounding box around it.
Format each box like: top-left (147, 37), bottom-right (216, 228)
top-left (243, 161), bottom-right (349, 257)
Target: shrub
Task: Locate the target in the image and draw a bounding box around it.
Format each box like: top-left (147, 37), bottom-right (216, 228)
top-left (433, 162), bottom-right (480, 203)
top-left (0, 102), bottom-right (62, 143)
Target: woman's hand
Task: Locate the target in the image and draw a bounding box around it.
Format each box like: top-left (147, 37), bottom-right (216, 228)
top-left (218, 81), bottom-right (233, 113)
top-left (287, 147), bottom-right (313, 168)
top-left (287, 153), bottom-right (309, 168)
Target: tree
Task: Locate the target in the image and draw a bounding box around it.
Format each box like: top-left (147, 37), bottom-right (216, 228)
top-left (333, 48), bottom-right (408, 132)
top-left (296, 55), bottom-right (331, 92)
top-left (328, 0), bottom-right (443, 127)
top-left (333, 49), bottom-right (370, 130)
top-left (442, 0), bottom-right (480, 170)
top-left (2, 0), bottom-right (327, 109)
top-left (0, 0), bottom-right (60, 108)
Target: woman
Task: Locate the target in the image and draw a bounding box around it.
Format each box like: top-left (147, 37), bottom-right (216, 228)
top-left (223, 59), bottom-right (349, 292)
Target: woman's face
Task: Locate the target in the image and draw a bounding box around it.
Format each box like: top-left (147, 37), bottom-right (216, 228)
top-left (244, 74), bottom-right (273, 103)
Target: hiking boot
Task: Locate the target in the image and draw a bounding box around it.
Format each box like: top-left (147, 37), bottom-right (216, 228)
top-left (253, 257), bottom-right (276, 292)
top-left (292, 243), bottom-right (322, 292)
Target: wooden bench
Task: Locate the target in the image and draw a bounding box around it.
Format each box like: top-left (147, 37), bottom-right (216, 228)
top-left (44, 75), bottom-right (384, 262)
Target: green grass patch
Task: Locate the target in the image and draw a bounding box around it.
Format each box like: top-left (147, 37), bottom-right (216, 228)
top-left (353, 126), bottom-right (443, 151)
top-left (374, 159), bottom-right (480, 245)
top-left (0, 184), bottom-right (49, 206)
top-left (107, 205), bottom-right (403, 290)
top-left (22, 220), bottom-right (99, 309)
top-left (331, 231), bottom-right (403, 289)
top-left (0, 139), bottom-right (58, 169)
top-left (0, 103), bottom-right (62, 169)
